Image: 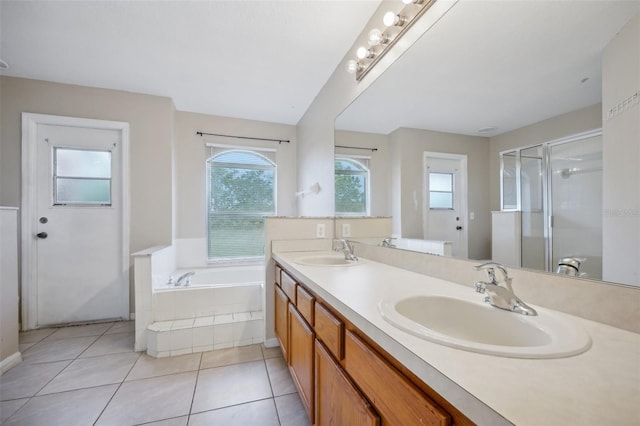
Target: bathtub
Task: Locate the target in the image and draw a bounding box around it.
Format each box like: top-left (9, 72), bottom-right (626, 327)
top-left (156, 264), bottom-right (264, 290)
top-left (147, 264), bottom-right (265, 356)
top-left (153, 265), bottom-right (264, 319)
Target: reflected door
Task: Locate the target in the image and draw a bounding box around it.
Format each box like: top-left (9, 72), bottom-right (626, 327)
top-left (549, 135), bottom-right (603, 279)
top-left (424, 155), bottom-right (468, 258)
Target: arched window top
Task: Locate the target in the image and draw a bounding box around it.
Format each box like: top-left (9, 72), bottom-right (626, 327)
top-left (335, 157), bottom-right (368, 172)
top-left (209, 149), bottom-right (275, 167)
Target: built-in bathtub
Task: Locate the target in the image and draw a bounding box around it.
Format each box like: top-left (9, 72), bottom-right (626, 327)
top-left (144, 263), bottom-right (265, 357)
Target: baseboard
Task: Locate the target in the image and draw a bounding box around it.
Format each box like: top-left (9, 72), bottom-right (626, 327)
top-left (0, 351), bottom-right (23, 374)
top-left (263, 337), bottom-right (279, 348)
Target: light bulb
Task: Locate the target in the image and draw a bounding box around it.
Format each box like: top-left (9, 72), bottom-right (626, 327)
top-left (356, 46), bottom-right (371, 60)
top-left (346, 59), bottom-right (359, 74)
top-left (368, 28), bottom-right (383, 46)
top-left (383, 11), bottom-right (398, 26)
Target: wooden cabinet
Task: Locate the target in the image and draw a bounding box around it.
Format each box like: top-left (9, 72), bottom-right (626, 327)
top-left (274, 285), bottom-right (289, 361)
top-left (274, 262), bottom-right (468, 426)
top-left (344, 330), bottom-right (451, 426)
top-left (315, 339), bottom-right (380, 426)
top-left (314, 301), bottom-right (344, 360)
top-left (296, 284), bottom-right (315, 325)
top-left (289, 303), bottom-right (315, 421)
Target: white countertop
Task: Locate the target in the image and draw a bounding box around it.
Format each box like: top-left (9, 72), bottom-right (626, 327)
top-left (273, 251), bottom-right (640, 426)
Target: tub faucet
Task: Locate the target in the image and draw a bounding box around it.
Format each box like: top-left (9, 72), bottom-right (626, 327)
top-left (175, 271), bottom-right (195, 287)
top-left (335, 239), bottom-right (358, 261)
top-left (473, 262), bottom-right (537, 316)
top-left (381, 238), bottom-right (396, 248)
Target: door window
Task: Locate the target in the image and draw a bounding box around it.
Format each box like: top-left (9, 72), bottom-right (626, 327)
top-left (53, 147), bottom-right (112, 205)
top-left (429, 172), bottom-right (454, 209)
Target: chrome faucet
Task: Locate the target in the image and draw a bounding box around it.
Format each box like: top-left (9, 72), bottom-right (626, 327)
top-left (381, 238), bottom-right (396, 248)
top-left (473, 262), bottom-right (537, 316)
top-left (335, 239), bottom-right (358, 261)
top-left (175, 271), bottom-right (195, 287)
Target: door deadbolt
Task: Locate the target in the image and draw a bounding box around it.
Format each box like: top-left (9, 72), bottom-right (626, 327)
top-left (36, 232), bottom-right (48, 239)
top-left (39, 217), bottom-right (48, 224)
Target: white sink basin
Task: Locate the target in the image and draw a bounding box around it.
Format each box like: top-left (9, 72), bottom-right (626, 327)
top-left (295, 254), bottom-right (358, 267)
top-left (379, 295), bottom-right (591, 358)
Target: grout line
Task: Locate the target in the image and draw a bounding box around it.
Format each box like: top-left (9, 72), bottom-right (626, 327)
top-left (92, 350), bottom-right (143, 425)
top-left (186, 352), bottom-right (204, 423)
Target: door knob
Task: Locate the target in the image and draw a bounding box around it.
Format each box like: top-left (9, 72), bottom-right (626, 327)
top-left (36, 232), bottom-right (48, 239)
top-left (456, 226), bottom-right (463, 230)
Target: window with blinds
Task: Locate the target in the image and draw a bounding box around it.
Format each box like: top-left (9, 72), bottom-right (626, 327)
top-left (206, 149), bottom-right (276, 263)
top-left (335, 156), bottom-right (370, 216)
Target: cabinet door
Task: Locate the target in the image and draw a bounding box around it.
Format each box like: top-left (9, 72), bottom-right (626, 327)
top-left (345, 330), bottom-right (451, 426)
top-left (289, 304), bottom-right (315, 422)
top-left (315, 339), bottom-right (380, 426)
top-left (274, 285), bottom-right (289, 361)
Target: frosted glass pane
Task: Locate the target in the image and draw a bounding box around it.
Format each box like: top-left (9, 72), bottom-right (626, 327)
top-left (56, 148), bottom-right (111, 178)
top-left (56, 178), bottom-right (111, 204)
top-left (429, 173), bottom-right (452, 191)
top-left (430, 192), bottom-right (453, 209)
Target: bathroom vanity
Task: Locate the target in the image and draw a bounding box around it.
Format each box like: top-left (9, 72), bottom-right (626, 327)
top-left (272, 250), bottom-right (640, 425)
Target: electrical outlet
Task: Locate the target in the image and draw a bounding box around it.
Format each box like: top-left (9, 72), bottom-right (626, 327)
top-left (470, 212), bottom-right (475, 220)
top-left (316, 223), bottom-right (325, 238)
top-left (342, 223), bottom-right (351, 237)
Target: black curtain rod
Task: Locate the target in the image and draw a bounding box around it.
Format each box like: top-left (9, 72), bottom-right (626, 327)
top-left (197, 131), bottom-right (290, 144)
top-left (335, 145), bottom-right (378, 152)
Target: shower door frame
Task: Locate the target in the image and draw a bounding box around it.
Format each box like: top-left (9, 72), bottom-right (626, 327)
top-left (499, 128), bottom-right (602, 273)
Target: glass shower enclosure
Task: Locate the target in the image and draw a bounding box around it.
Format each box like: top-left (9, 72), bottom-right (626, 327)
top-left (500, 130), bottom-right (602, 279)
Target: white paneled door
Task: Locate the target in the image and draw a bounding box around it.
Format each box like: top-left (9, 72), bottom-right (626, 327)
top-left (424, 153), bottom-right (468, 259)
top-left (22, 113), bottom-right (130, 329)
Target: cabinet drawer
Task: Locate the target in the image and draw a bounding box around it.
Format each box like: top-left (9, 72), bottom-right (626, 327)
top-left (281, 270), bottom-right (297, 301)
top-left (344, 330), bottom-right (450, 426)
top-left (275, 264), bottom-right (282, 287)
top-left (314, 302), bottom-right (344, 360)
top-left (296, 285), bottom-right (315, 325)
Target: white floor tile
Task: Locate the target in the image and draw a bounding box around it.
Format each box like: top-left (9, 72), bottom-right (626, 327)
top-left (95, 371), bottom-right (197, 425)
top-left (3, 384), bottom-right (118, 426)
top-left (189, 398), bottom-right (279, 426)
top-left (191, 361), bottom-right (273, 413)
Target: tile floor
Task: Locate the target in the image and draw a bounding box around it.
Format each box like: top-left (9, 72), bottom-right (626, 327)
top-left (0, 321), bottom-right (310, 426)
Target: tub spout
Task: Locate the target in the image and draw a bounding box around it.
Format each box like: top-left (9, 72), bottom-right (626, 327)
top-left (176, 271), bottom-right (195, 287)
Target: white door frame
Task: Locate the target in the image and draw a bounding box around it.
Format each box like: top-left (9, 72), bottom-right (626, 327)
top-left (21, 113), bottom-right (130, 330)
top-left (423, 151), bottom-right (469, 258)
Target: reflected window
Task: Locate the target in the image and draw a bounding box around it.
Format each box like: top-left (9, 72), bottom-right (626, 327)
top-left (53, 147), bottom-right (112, 205)
top-left (429, 172), bottom-right (454, 209)
top-left (335, 157), bottom-right (369, 216)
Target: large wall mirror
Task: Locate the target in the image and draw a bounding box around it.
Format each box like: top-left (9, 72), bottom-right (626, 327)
top-left (334, 1), bottom-right (639, 287)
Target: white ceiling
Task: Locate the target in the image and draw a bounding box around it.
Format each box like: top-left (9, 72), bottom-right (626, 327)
top-left (335, 0), bottom-right (640, 136)
top-left (0, 0), bottom-right (380, 125)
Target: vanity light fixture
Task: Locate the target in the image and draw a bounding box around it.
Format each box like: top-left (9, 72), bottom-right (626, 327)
top-left (347, 0), bottom-right (437, 81)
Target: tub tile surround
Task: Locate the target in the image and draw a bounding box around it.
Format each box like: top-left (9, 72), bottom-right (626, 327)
top-left (272, 248), bottom-right (640, 425)
top-left (133, 241), bottom-right (265, 357)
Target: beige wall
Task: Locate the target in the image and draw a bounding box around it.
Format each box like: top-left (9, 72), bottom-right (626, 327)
top-left (488, 103), bottom-right (602, 212)
top-left (389, 127), bottom-right (491, 260)
top-left (334, 130), bottom-right (390, 217)
top-left (602, 13), bottom-right (639, 286)
top-left (174, 111), bottom-right (297, 240)
top-left (0, 76), bottom-right (175, 253)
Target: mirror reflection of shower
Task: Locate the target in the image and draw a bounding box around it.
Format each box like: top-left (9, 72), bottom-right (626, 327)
top-left (498, 130), bottom-right (603, 279)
